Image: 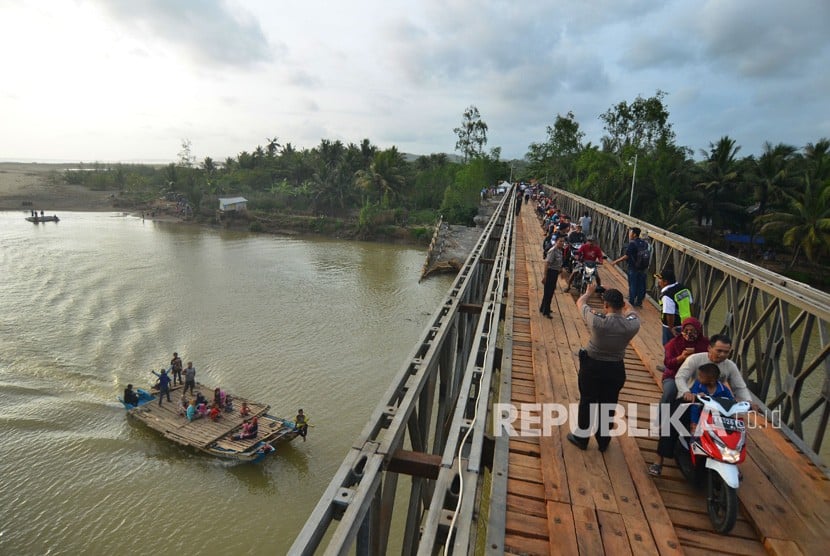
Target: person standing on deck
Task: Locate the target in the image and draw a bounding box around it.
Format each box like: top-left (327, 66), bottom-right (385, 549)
top-left (151, 368), bottom-right (172, 406)
top-left (183, 361), bottom-right (196, 396)
top-left (568, 284), bottom-right (640, 452)
top-left (656, 269), bottom-right (692, 345)
top-left (579, 211), bottom-right (592, 237)
top-left (610, 227), bottom-right (649, 307)
top-left (170, 352), bottom-right (183, 386)
top-left (539, 236), bottom-right (565, 318)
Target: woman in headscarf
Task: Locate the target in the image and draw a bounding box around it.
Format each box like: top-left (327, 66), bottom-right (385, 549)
top-left (648, 317), bottom-right (709, 476)
top-left (662, 317), bottom-right (710, 400)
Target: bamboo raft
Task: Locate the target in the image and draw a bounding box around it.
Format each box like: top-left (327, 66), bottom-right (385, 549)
top-left (26, 215), bottom-right (60, 223)
top-left (124, 382), bottom-right (300, 463)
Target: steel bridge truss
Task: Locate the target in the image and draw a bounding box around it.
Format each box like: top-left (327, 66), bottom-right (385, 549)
top-left (290, 192), bottom-right (518, 555)
top-left (555, 188), bottom-right (830, 464)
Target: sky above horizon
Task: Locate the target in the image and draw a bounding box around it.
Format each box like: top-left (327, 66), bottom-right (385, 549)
top-left (1, 0), bottom-right (828, 164)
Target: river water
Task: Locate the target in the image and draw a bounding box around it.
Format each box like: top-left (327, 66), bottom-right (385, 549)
top-left (0, 211), bottom-right (453, 555)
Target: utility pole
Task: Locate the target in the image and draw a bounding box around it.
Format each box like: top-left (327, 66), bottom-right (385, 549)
top-left (628, 153), bottom-right (638, 215)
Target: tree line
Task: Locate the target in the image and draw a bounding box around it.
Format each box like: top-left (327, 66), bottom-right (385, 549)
top-left (64, 113), bottom-right (507, 237)
top-left (62, 94), bottom-right (829, 276)
top-left (526, 91), bottom-right (830, 274)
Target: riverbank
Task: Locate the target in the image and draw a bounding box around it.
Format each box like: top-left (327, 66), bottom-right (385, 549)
top-left (0, 162), bottom-right (416, 238)
top-left (0, 162), bottom-right (118, 211)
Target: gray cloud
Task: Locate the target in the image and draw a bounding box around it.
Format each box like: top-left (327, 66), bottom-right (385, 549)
top-left (289, 69), bottom-right (322, 88)
top-left (694, 0), bottom-right (830, 78)
top-left (89, 0), bottom-right (277, 68)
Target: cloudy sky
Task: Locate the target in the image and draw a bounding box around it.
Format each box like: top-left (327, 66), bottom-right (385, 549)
top-left (1, 0), bottom-right (828, 163)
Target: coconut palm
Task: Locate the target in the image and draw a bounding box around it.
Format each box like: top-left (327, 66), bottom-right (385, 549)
top-left (751, 142), bottom-right (797, 215)
top-left (355, 147), bottom-right (406, 206)
top-left (804, 138), bottom-right (830, 183)
top-left (693, 136), bottom-right (744, 242)
top-left (757, 177), bottom-right (830, 269)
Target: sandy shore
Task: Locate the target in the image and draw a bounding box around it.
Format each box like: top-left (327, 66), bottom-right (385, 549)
top-left (0, 162), bottom-right (119, 212)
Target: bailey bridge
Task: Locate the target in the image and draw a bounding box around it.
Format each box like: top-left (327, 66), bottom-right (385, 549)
top-left (290, 187), bottom-right (830, 555)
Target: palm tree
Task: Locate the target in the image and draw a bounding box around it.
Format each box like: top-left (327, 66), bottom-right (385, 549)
top-left (693, 136), bottom-right (743, 243)
top-left (355, 148), bottom-right (406, 205)
top-left (757, 177), bottom-right (830, 269)
top-left (752, 142), bottom-right (797, 215)
top-left (804, 139), bottom-right (830, 183)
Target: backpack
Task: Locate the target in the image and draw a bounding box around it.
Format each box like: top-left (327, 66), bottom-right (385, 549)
top-left (633, 238), bottom-right (650, 270)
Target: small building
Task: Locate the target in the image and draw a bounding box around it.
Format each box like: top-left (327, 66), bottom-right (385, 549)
top-left (218, 197), bottom-right (248, 212)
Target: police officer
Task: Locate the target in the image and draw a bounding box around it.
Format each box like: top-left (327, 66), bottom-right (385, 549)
top-left (567, 283), bottom-right (641, 452)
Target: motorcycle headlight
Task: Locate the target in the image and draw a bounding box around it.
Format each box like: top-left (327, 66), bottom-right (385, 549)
top-left (721, 448), bottom-right (741, 463)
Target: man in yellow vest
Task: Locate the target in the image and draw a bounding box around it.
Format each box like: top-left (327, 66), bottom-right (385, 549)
top-left (656, 269), bottom-right (692, 345)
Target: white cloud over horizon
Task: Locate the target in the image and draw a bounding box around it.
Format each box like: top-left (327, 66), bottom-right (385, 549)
top-left (0, 0), bottom-right (828, 164)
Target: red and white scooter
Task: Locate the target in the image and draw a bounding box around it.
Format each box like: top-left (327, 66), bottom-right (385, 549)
top-left (674, 394), bottom-right (751, 534)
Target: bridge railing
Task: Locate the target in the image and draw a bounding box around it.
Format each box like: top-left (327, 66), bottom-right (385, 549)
top-left (289, 190), bottom-right (517, 555)
top-left (553, 187), bottom-right (830, 466)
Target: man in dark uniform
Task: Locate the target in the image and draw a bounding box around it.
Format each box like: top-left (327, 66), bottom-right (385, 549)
top-left (567, 283), bottom-right (641, 452)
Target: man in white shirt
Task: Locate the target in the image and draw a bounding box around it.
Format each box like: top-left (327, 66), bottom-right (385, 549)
top-left (675, 335), bottom-right (756, 406)
top-left (649, 334), bottom-right (757, 475)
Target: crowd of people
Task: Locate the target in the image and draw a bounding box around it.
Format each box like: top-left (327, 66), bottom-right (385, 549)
top-left (123, 351), bottom-right (310, 443)
top-left (518, 184), bottom-right (757, 465)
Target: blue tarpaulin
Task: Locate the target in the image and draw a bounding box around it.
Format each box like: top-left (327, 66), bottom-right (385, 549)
top-left (724, 233), bottom-right (765, 245)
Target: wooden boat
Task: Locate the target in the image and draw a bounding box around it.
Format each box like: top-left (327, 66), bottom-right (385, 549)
top-left (26, 215), bottom-right (60, 223)
top-left (120, 382), bottom-right (301, 463)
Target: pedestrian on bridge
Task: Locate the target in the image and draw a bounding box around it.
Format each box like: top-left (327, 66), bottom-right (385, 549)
top-left (568, 284), bottom-right (640, 452)
top-left (610, 227), bottom-right (650, 307)
top-left (539, 236), bottom-right (565, 318)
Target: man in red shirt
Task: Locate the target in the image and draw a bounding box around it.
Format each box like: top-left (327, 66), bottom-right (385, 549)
top-left (564, 235), bottom-right (604, 291)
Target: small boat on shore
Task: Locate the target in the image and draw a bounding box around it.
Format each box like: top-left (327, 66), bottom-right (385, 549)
top-left (26, 215), bottom-right (60, 223)
top-left (120, 381), bottom-right (301, 463)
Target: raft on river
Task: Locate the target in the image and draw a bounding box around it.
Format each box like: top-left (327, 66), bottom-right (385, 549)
top-left (26, 215), bottom-right (60, 223)
top-left (120, 382), bottom-right (301, 463)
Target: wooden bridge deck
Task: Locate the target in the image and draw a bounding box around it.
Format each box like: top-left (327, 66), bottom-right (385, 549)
top-left (502, 206), bottom-right (830, 555)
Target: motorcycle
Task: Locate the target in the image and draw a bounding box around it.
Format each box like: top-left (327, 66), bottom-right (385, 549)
top-left (674, 394), bottom-right (751, 534)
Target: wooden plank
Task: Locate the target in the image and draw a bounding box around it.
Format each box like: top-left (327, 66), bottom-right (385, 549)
top-left (763, 537), bottom-right (804, 556)
top-left (664, 507), bottom-right (758, 541)
top-left (506, 477), bottom-right (545, 501)
top-left (506, 493), bottom-right (547, 517)
top-left (744, 421), bottom-right (830, 532)
top-left (621, 514), bottom-right (660, 556)
top-left (522, 233), bottom-right (572, 506)
top-left (597, 510), bottom-right (632, 555)
top-left (674, 528), bottom-right (766, 555)
top-left (508, 451), bottom-right (542, 471)
top-left (572, 505), bottom-right (604, 556)
top-left (545, 501), bottom-right (579, 556)
top-left (504, 534), bottom-right (550, 556)
top-left (506, 461), bottom-right (542, 483)
top-left (617, 434), bottom-right (684, 556)
top-left (505, 510), bottom-right (548, 539)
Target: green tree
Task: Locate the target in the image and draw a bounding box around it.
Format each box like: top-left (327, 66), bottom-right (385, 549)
top-left (757, 178), bottom-right (830, 268)
top-left (804, 138), bottom-right (830, 184)
top-left (599, 90), bottom-right (675, 154)
top-left (178, 139), bottom-right (195, 168)
top-left (454, 105), bottom-right (488, 163)
top-left (526, 111), bottom-right (584, 185)
top-left (750, 142), bottom-right (797, 217)
top-left (355, 147), bottom-right (407, 206)
top-left (440, 157), bottom-right (501, 224)
top-left (692, 136), bottom-right (744, 242)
